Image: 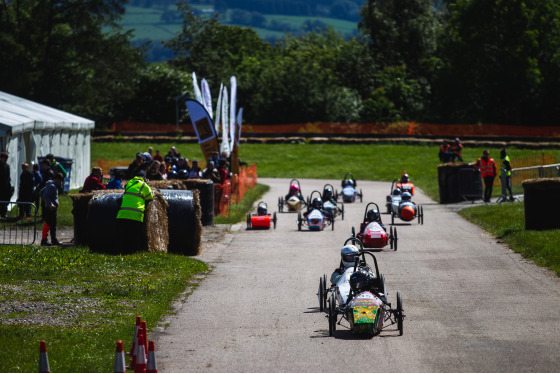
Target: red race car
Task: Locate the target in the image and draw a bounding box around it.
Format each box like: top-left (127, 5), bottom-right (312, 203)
top-left (247, 202), bottom-right (277, 230)
top-left (352, 202), bottom-right (397, 251)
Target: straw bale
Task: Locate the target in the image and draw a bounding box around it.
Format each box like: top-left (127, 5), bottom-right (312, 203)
top-left (522, 178), bottom-right (560, 230)
top-left (159, 189), bottom-right (202, 256)
top-left (147, 180), bottom-right (186, 190)
top-left (145, 190), bottom-right (169, 253)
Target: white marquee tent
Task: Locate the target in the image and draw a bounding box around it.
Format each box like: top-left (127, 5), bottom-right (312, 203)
top-left (0, 91), bottom-right (94, 202)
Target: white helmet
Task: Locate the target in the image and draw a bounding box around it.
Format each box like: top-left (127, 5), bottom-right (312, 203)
top-left (341, 245), bottom-right (360, 268)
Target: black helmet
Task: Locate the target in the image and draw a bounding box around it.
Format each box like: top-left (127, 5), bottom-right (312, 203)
top-left (393, 188), bottom-right (402, 196)
top-left (178, 169), bottom-right (189, 179)
top-left (350, 270), bottom-right (371, 293)
top-left (312, 197), bottom-right (323, 209)
top-left (323, 187), bottom-right (333, 200)
top-left (343, 179), bottom-right (354, 187)
top-left (167, 170), bottom-right (178, 179)
top-left (402, 191), bottom-right (412, 202)
top-left (257, 202), bottom-right (267, 216)
top-left (366, 208), bottom-right (380, 222)
top-left (401, 173), bottom-right (409, 183)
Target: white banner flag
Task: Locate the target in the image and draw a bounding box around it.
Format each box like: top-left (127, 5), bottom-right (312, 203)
top-left (236, 107), bottom-right (243, 146)
top-left (201, 78), bottom-right (213, 119)
top-left (214, 82), bottom-right (223, 135)
top-left (229, 76), bottom-right (237, 152)
top-left (220, 85), bottom-right (230, 156)
top-left (192, 72), bottom-right (202, 103)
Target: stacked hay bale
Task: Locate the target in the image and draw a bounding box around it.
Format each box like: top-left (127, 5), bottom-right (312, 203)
top-left (181, 179), bottom-right (214, 226)
top-left (522, 178), bottom-right (560, 230)
top-left (147, 180), bottom-right (186, 190)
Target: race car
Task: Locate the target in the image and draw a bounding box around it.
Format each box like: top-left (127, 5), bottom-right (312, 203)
top-left (340, 172), bottom-right (363, 203)
top-left (386, 179), bottom-right (424, 225)
top-left (278, 179), bottom-right (306, 213)
top-left (351, 202), bottom-right (397, 251)
top-left (318, 238), bottom-right (404, 337)
top-left (314, 184), bottom-right (344, 220)
top-left (246, 201), bottom-right (277, 230)
top-left (297, 192), bottom-right (334, 231)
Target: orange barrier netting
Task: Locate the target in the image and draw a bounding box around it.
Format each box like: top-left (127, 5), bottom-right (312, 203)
top-left (216, 163), bottom-right (258, 217)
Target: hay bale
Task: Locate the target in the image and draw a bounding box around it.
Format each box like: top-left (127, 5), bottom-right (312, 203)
top-left (86, 190), bottom-right (169, 254)
top-left (159, 189), bottom-right (202, 256)
top-left (181, 179), bottom-right (214, 226)
top-left (522, 178), bottom-right (560, 230)
top-left (147, 180), bottom-right (186, 190)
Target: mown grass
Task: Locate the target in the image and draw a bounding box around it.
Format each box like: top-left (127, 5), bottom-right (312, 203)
top-left (459, 202), bottom-right (560, 276)
top-left (0, 246), bottom-right (208, 372)
top-left (214, 183), bottom-right (270, 224)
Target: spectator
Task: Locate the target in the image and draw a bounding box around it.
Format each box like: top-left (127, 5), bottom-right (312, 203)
top-left (45, 154), bottom-right (67, 193)
top-left (500, 148), bottom-right (514, 202)
top-left (32, 163), bottom-right (43, 214)
top-left (159, 162), bottom-right (168, 180)
top-left (106, 170), bottom-right (124, 190)
top-left (188, 160), bottom-right (202, 179)
top-left (202, 160), bottom-right (219, 182)
top-left (127, 153), bottom-right (144, 179)
top-left (82, 167), bottom-right (106, 193)
top-left (439, 141), bottom-right (453, 163)
top-left (451, 138), bottom-right (463, 162)
top-left (18, 162), bottom-right (34, 219)
top-left (166, 146), bottom-right (179, 159)
top-left (177, 157), bottom-right (190, 179)
top-left (39, 173), bottom-right (64, 246)
top-left (217, 159), bottom-right (228, 185)
top-left (148, 147), bottom-right (153, 159)
top-left (475, 150), bottom-right (497, 203)
top-left (0, 152), bottom-right (12, 218)
top-left (146, 161), bottom-right (163, 181)
top-left (210, 151), bottom-right (219, 165)
top-left (153, 149), bottom-right (163, 162)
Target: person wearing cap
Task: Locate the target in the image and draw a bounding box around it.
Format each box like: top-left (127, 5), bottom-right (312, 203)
top-left (475, 150), bottom-right (497, 203)
top-left (39, 173), bottom-right (64, 245)
top-left (127, 152), bottom-right (144, 180)
top-left (116, 170), bottom-right (153, 253)
top-left (451, 138), bottom-right (463, 162)
top-left (0, 152), bottom-right (12, 217)
top-left (202, 160), bottom-right (219, 182)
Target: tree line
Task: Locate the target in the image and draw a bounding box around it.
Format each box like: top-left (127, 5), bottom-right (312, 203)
top-left (1, 0), bottom-right (560, 128)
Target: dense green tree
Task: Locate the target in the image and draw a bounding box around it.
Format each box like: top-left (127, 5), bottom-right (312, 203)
top-left (433, 0), bottom-right (560, 125)
top-left (0, 0), bottom-right (146, 127)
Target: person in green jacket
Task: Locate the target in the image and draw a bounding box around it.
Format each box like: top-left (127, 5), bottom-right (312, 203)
top-left (500, 148), bottom-right (514, 202)
top-left (116, 170), bottom-right (153, 253)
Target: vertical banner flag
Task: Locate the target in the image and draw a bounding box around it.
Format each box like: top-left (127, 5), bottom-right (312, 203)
top-left (220, 85), bottom-right (230, 156)
top-left (229, 76), bottom-right (237, 152)
top-left (236, 107), bottom-right (243, 145)
top-left (214, 82), bottom-right (223, 135)
top-left (192, 72), bottom-right (203, 103)
top-left (230, 106), bottom-right (243, 175)
top-left (201, 79), bottom-right (213, 119)
top-left (185, 99), bottom-right (219, 162)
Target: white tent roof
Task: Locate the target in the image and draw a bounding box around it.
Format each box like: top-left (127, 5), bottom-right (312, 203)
top-left (0, 91), bottom-right (94, 134)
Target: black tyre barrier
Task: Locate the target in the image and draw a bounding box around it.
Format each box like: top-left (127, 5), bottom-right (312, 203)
top-left (181, 179), bottom-right (214, 226)
top-left (523, 178), bottom-right (560, 230)
top-left (159, 189), bottom-right (202, 256)
top-left (70, 193), bottom-right (94, 245)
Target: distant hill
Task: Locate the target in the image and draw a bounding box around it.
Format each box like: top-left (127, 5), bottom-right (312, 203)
top-left (121, 0), bottom-right (363, 61)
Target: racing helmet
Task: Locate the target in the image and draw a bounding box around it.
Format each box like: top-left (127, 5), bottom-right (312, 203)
top-left (401, 173), bottom-right (409, 183)
top-left (178, 169), bottom-right (189, 179)
top-left (393, 187), bottom-right (402, 196)
top-left (167, 170), bottom-right (178, 180)
top-left (289, 184), bottom-right (300, 195)
top-left (343, 179), bottom-right (354, 187)
top-left (350, 270), bottom-right (371, 293)
top-left (341, 245), bottom-right (360, 268)
top-left (257, 202), bottom-right (267, 216)
top-left (312, 197), bottom-right (323, 210)
top-left (366, 208), bottom-right (380, 223)
top-left (402, 191), bottom-right (412, 202)
top-left (323, 186), bottom-right (333, 200)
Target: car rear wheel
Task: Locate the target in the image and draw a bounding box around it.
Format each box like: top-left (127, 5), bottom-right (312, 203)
top-left (389, 226), bottom-right (394, 249)
top-left (421, 206), bottom-right (424, 225)
top-left (318, 277), bottom-right (325, 312)
top-left (397, 292), bottom-right (404, 336)
top-left (246, 213), bottom-right (251, 229)
top-left (273, 212), bottom-right (277, 229)
top-left (393, 227), bottom-right (398, 251)
top-left (297, 212), bottom-right (302, 231)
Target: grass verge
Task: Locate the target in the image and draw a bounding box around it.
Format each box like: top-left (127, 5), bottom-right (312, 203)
top-left (459, 202), bottom-right (560, 276)
top-left (214, 183), bottom-right (270, 225)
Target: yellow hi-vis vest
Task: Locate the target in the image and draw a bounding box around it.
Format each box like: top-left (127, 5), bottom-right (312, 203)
top-left (117, 177), bottom-right (153, 222)
top-left (501, 155), bottom-right (511, 177)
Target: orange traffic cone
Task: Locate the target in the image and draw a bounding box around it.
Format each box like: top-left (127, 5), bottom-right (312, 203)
top-left (146, 341), bottom-right (158, 373)
top-left (141, 321), bottom-right (148, 356)
top-left (128, 316), bottom-right (142, 355)
top-left (39, 340), bottom-right (50, 373)
top-left (134, 332), bottom-right (147, 373)
top-left (114, 340), bottom-right (126, 373)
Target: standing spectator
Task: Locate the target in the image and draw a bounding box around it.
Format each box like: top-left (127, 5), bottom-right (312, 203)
top-left (0, 152), bottom-right (12, 217)
top-left (451, 138), bottom-right (463, 162)
top-left (116, 170), bottom-right (153, 254)
top-left (45, 154), bottom-right (67, 194)
top-left (475, 150), bottom-right (497, 203)
top-left (166, 146), bottom-right (180, 159)
top-left (500, 148), bottom-right (514, 202)
top-left (217, 159), bottom-right (229, 185)
top-left (153, 149), bottom-right (163, 162)
top-left (127, 153), bottom-right (144, 180)
top-left (32, 163), bottom-right (43, 214)
top-left (146, 161), bottom-right (163, 181)
top-left (39, 173), bottom-right (64, 246)
top-left (17, 163), bottom-right (34, 219)
top-left (439, 141), bottom-right (453, 163)
top-left (188, 160), bottom-right (202, 179)
top-left (82, 167), bottom-right (106, 193)
top-left (202, 160), bottom-right (219, 182)
top-left (148, 147), bottom-right (153, 159)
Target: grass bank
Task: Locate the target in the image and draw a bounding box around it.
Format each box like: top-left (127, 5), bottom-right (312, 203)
top-left (459, 202), bottom-right (560, 276)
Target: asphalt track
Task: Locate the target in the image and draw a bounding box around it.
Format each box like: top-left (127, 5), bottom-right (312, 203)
top-left (153, 178), bottom-right (560, 372)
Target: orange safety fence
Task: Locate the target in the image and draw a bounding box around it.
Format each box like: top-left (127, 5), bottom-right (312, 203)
top-left (215, 163), bottom-right (258, 217)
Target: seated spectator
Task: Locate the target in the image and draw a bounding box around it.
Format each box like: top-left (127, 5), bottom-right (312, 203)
top-left (127, 153), bottom-right (144, 179)
top-left (177, 157), bottom-right (190, 172)
top-left (146, 161), bottom-right (163, 181)
top-left (202, 160), bottom-right (219, 182)
top-left (188, 160), bottom-right (202, 179)
top-left (159, 162), bottom-right (168, 180)
top-left (106, 173), bottom-right (123, 190)
top-left (81, 167), bottom-right (106, 193)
